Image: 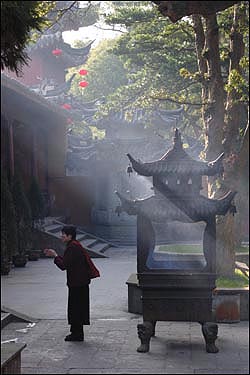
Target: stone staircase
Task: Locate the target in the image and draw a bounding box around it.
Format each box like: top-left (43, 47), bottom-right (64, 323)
top-left (1, 307), bottom-right (37, 329)
top-left (42, 218), bottom-right (118, 258)
top-left (87, 223), bottom-right (205, 246)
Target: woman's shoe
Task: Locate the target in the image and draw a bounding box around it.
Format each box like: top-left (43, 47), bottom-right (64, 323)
top-left (64, 334), bottom-right (84, 341)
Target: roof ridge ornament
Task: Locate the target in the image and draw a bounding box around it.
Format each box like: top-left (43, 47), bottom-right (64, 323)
top-left (173, 128), bottom-right (183, 150)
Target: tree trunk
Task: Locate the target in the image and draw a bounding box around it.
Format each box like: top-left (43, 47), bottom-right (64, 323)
top-left (215, 4), bottom-right (248, 276)
top-left (160, 3), bottom-right (248, 276)
top-left (223, 3), bottom-right (246, 154)
top-left (192, 15), bottom-right (208, 127)
top-left (203, 15), bottom-right (225, 167)
top-left (219, 5), bottom-right (249, 262)
top-left (234, 123), bottom-right (249, 245)
top-left (216, 212), bottom-right (236, 277)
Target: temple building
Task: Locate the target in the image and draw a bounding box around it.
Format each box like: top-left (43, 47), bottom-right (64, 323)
top-left (1, 2), bottom-right (97, 226)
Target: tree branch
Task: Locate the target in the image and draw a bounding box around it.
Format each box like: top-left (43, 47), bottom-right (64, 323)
top-left (93, 24), bottom-right (126, 33)
top-left (149, 95), bottom-right (203, 106)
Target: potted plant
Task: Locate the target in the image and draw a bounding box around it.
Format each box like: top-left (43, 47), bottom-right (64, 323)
top-left (1, 170), bottom-right (18, 274)
top-left (11, 171), bottom-right (32, 267)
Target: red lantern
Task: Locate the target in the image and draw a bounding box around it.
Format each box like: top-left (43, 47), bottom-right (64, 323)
top-left (79, 69), bottom-right (88, 75)
top-left (61, 103), bottom-right (71, 110)
top-left (79, 81), bottom-right (89, 88)
top-left (52, 49), bottom-right (62, 56)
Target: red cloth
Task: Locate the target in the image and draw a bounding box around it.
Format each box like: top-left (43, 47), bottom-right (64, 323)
top-left (71, 240), bottom-right (100, 279)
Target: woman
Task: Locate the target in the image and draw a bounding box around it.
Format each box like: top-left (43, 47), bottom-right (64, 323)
top-left (44, 225), bottom-right (92, 341)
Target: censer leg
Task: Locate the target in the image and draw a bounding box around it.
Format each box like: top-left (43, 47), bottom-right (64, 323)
top-left (151, 320), bottom-right (156, 336)
top-left (137, 321), bottom-right (154, 353)
top-left (200, 322), bottom-right (219, 353)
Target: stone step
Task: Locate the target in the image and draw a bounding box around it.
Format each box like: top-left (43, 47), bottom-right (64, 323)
top-left (1, 321), bottom-right (36, 344)
top-left (80, 238), bottom-right (100, 248)
top-left (1, 307), bottom-right (37, 329)
top-left (39, 218), bottom-right (118, 258)
top-left (87, 239), bottom-right (100, 248)
top-left (76, 234), bottom-right (91, 241)
top-left (86, 222), bottom-right (207, 246)
top-left (44, 224), bottom-right (62, 233)
top-left (99, 243), bottom-right (112, 253)
top-left (80, 245), bottom-right (107, 258)
top-left (90, 242), bottom-right (111, 253)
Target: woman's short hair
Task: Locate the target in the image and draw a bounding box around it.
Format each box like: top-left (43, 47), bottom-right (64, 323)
top-left (62, 225), bottom-right (77, 240)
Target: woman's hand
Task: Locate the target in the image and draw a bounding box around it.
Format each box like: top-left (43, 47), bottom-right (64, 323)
top-left (44, 248), bottom-right (58, 258)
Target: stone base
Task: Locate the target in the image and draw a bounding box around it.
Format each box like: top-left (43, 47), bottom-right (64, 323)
top-left (126, 273), bottom-right (249, 321)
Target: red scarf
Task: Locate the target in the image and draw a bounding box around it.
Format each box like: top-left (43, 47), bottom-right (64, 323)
top-left (71, 240), bottom-right (100, 279)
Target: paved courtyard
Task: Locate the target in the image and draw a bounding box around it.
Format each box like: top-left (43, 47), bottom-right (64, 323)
top-left (1, 246), bottom-right (249, 374)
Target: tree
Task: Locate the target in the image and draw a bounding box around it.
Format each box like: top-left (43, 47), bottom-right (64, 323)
top-left (102, 2), bottom-right (202, 139)
top-left (1, 1), bottom-right (54, 75)
top-left (103, 1), bottom-right (248, 276)
top-left (1, 171), bottom-right (18, 263)
top-left (152, 1), bottom-right (249, 276)
top-left (68, 38), bottom-right (128, 102)
top-left (1, 1), bottom-right (101, 75)
top-left (182, 4), bottom-right (248, 276)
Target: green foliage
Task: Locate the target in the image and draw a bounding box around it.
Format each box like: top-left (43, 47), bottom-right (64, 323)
top-left (236, 246), bottom-right (249, 253)
top-left (88, 1), bottom-right (248, 143)
top-left (1, 171), bottom-right (18, 260)
top-left (158, 244), bottom-right (203, 253)
top-left (105, 2), bottom-right (155, 27)
top-left (98, 2), bottom-right (204, 139)
top-left (159, 244), bottom-right (249, 254)
top-left (28, 177), bottom-right (45, 227)
top-left (216, 269), bottom-right (249, 288)
top-left (12, 171), bottom-right (32, 254)
top-left (225, 69), bottom-right (249, 103)
top-left (68, 38), bottom-right (128, 102)
top-left (67, 38), bottom-right (128, 134)
top-left (1, 1), bottom-right (55, 74)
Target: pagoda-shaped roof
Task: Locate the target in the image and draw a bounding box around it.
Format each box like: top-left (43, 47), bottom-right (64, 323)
top-left (127, 128), bottom-right (224, 177)
top-left (27, 32), bottom-right (94, 68)
top-left (115, 189), bottom-right (237, 223)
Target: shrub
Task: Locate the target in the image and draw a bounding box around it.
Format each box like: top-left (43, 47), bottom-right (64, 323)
top-left (28, 177), bottom-right (45, 228)
top-left (11, 171), bottom-right (32, 254)
top-left (1, 171), bottom-right (18, 261)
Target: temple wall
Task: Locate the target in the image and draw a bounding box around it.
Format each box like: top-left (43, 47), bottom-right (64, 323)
top-left (49, 176), bottom-right (94, 226)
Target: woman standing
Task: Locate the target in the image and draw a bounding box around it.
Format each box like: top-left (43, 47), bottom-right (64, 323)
top-left (44, 225), bottom-right (98, 341)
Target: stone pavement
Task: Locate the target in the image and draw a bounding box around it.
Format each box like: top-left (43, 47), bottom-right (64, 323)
top-left (1, 247), bottom-right (249, 374)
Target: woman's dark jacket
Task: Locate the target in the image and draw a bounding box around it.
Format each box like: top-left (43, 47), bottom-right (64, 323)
top-left (54, 240), bottom-right (90, 287)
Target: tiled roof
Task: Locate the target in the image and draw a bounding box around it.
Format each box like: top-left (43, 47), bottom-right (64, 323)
top-left (127, 129), bottom-right (224, 177)
top-left (26, 33), bottom-right (94, 67)
top-left (115, 189), bottom-right (237, 223)
top-left (1, 73), bottom-right (68, 118)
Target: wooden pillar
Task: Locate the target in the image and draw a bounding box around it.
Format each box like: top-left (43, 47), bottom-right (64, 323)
top-left (9, 119), bottom-right (15, 178)
top-left (32, 126), bottom-right (38, 179)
